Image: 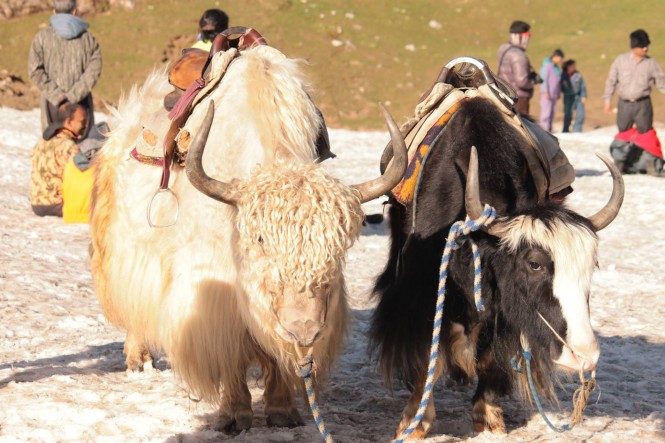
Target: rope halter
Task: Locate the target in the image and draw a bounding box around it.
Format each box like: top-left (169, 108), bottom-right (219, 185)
top-left (295, 345), bottom-right (335, 443)
top-left (394, 204), bottom-right (496, 442)
top-left (514, 315), bottom-right (597, 433)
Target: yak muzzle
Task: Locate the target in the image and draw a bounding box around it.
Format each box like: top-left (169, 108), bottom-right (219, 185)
top-left (554, 340), bottom-right (600, 373)
top-left (274, 286), bottom-right (328, 347)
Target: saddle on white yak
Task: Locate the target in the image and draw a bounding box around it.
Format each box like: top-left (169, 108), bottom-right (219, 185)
top-left (130, 27), bottom-right (335, 180)
top-left (380, 57), bottom-right (575, 205)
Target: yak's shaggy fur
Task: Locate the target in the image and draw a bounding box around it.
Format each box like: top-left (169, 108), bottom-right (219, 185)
top-left (370, 97), bottom-right (611, 437)
top-left (90, 47), bottom-right (364, 418)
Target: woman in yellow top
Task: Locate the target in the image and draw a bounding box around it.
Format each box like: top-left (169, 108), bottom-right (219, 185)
top-left (191, 9), bottom-right (229, 51)
top-left (62, 122), bottom-right (108, 223)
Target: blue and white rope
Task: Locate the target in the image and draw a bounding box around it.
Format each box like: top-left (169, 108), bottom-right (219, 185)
top-left (515, 332), bottom-right (595, 433)
top-left (297, 350), bottom-right (335, 443)
top-left (522, 347), bottom-right (571, 432)
top-left (395, 204), bottom-right (496, 442)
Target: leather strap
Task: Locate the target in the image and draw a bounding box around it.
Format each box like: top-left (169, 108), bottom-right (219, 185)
top-left (161, 78), bottom-right (206, 189)
top-left (160, 27), bottom-right (268, 191)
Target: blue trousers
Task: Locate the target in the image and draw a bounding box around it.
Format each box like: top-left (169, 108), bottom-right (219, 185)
top-left (563, 95), bottom-right (585, 133)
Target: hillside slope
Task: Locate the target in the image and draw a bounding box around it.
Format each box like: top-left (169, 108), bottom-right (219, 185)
top-left (1, 0), bottom-right (663, 130)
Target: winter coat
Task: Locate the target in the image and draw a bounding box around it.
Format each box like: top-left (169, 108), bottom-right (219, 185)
top-left (540, 57), bottom-right (562, 99)
top-left (561, 71), bottom-right (587, 99)
top-left (28, 14), bottom-right (102, 106)
top-left (497, 43), bottom-right (535, 98)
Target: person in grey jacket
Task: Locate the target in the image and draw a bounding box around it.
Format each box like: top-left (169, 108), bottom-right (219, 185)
top-left (497, 20), bottom-right (539, 115)
top-left (28, 0), bottom-right (102, 139)
top-left (603, 29), bottom-right (665, 133)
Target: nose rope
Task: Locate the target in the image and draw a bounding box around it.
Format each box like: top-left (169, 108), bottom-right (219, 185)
top-left (515, 329), bottom-right (596, 432)
top-left (533, 311), bottom-right (597, 426)
top-left (295, 344), bottom-right (335, 443)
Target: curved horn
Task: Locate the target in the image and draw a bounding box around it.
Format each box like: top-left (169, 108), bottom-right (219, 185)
top-left (465, 146), bottom-right (505, 237)
top-left (185, 101), bottom-right (239, 206)
top-left (351, 103), bottom-right (407, 203)
top-left (587, 152), bottom-right (625, 231)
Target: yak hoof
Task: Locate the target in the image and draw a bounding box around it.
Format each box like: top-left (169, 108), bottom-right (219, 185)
top-left (123, 336), bottom-right (155, 372)
top-left (473, 422), bottom-right (507, 434)
top-left (394, 424), bottom-right (429, 440)
top-left (472, 400), bottom-right (506, 434)
top-left (216, 411), bottom-right (253, 434)
top-left (125, 356), bottom-right (154, 373)
top-left (266, 408), bottom-right (304, 428)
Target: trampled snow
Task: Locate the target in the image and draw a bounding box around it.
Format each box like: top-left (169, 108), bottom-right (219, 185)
top-left (1, 108), bottom-right (664, 442)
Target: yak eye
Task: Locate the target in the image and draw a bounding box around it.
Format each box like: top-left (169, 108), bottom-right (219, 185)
top-left (528, 261), bottom-right (542, 271)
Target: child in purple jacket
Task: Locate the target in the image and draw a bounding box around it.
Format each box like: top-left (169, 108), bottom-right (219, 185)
top-left (539, 48), bottom-right (564, 132)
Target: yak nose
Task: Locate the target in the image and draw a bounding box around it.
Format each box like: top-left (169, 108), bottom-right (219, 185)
top-left (283, 319), bottom-right (323, 347)
top-left (556, 339), bottom-right (600, 372)
top-left (573, 340), bottom-right (600, 372)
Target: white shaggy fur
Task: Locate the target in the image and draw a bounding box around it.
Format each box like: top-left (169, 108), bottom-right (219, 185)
top-left (90, 47), bottom-right (364, 412)
top-left (497, 214), bottom-right (600, 363)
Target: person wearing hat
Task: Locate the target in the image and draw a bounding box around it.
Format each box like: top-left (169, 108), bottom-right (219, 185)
top-left (30, 103), bottom-right (87, 217)
top-left (604, 29), bottom-right (665, 175)
top-left (497, 20), bottom-right (540, 115)
top-left (539, 48), bottom-right (565, 132)
top-left (28, 0), bottom-right (101, 140)
top-left (604, 29), bottom-right (665, 132)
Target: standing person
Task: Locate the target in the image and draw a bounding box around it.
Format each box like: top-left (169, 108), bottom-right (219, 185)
top-left (28, 0), bottom-right (102, 140)
top-left (539, 48), bottom-right (565, 132)
top-left (497, 20), bottom-right (540, 116)
top-left (604, 29), bottom-right (665, 175)
top-left (561, 59), bottom-right (587, 132)
top-left (191, 9), bottom-right (229, 51)
top-left (30, 104), bottom-right (87, 217)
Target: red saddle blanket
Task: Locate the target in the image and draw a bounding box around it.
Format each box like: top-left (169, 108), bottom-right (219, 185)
top-left (615, 128), bottom-right (663, 158)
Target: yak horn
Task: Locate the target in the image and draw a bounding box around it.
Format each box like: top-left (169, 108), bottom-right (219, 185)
top-left (465, 146), bottom-right (505, 237)
top-left (351, 103), bottom-right (407, 203)
top-left (587, 152), bottom-right (624, 231)
top-left (185, 101), bottom-right (240, 206)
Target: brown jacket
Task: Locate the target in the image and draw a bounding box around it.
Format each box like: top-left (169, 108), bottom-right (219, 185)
top-left (497, 43), bottom-right (535, 98)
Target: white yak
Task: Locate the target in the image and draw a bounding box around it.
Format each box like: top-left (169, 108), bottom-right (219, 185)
top-left (90, 43), bottom-right (406, 432)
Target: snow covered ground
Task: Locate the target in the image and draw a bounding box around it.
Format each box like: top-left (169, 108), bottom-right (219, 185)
top-left (1, 107), bottom-right (664, 442)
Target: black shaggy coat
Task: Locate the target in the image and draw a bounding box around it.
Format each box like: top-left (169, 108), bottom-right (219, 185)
top-left (371, 97), bottom-right (541, 388)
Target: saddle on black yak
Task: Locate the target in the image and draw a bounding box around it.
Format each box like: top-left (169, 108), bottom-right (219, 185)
top-left (381, 57), bottom-right (575, 205)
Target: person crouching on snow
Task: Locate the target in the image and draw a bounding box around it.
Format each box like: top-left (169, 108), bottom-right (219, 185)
top-left (30, 103), bottom-right (87, 217)
top-left (61, 121), bottom-right (108, 223)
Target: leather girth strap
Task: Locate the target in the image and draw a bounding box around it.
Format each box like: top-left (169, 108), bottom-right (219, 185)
top-left (160, 27), bottom-right (267, 191)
